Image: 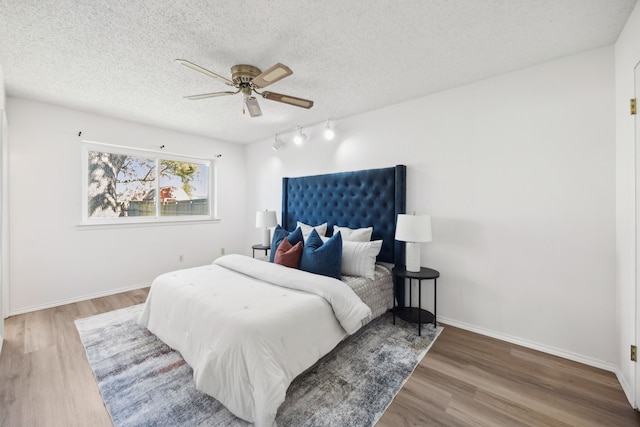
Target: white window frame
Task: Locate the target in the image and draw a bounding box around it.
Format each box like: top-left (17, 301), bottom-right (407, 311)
top-left (81, 141), bottom-right (217, 226)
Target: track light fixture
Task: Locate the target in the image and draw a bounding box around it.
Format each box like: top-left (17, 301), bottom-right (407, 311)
top-left (323, 120), bottom-right (335, 140)
top-left (272, 119), bottom-right (337, 153)
top-left (272, 134), bottom-right (285, 152)
top-left (293, 126), bottom-right (308, 145)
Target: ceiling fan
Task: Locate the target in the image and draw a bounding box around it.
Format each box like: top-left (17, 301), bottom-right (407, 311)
top-left (176, 59), bottom-right (314, 117)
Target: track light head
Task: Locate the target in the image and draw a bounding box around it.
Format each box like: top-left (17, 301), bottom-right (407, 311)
top-left (272, 134), bottom-right (285, 151)
top-left (293, 126), bottom-right (308, 145)
top-left (323, 120), bottom-right (335, 140)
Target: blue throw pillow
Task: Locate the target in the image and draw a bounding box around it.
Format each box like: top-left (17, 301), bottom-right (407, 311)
top-left (299, 229), bottom-right (342, 279)
top-left (270, 226), bottom-right (303, 262)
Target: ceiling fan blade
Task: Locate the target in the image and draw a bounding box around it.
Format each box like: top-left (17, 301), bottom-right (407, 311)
top-left (251, 63), bottom-right (293, 88)
top-left (175, 59), bottom-right (234, 86)
top-left (184, 91), bottom-right (237, 100)
top-left (261, 91), bottom-right (314, 109)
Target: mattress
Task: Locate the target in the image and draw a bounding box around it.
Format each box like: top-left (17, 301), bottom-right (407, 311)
top-left (342, 263), bottom-right (394, 321)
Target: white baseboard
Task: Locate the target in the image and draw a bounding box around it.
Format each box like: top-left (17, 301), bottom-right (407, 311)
top-left (614, 366), bottom-right (637, 409)
top-left (437, 316), bottom-right (617, 373)
top-left (8, 282), bottom-right (151, 316)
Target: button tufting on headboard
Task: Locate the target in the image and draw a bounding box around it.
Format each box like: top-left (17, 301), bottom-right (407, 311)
top-left (282, 165), bottom-right (406, 265)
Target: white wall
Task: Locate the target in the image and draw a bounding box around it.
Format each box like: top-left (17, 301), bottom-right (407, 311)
top-left (615, 0), bottom-right (640, 407)
top-left (245, 46), bottom-right (617, 368)
top-left (0, 63), bottom-right (5, 351)
top-left (6, 98), bottom-right (246, 314)
top-left (0, 64), bottom-right (5, 110)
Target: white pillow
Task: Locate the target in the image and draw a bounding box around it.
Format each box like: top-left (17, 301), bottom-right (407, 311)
top-left (333, 225), bottom-right (373, 242)
top-left (342, 240), bottom-right (382, 279)
top-left (322, 236), bottom-right (382, 279)
top-left (297, 221), bottom-right (328, 239)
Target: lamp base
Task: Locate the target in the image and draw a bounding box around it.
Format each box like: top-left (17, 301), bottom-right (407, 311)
top-left (405, 242), bottom-right (421, 272)
top-left (262, 228), bottom-right (271, 247)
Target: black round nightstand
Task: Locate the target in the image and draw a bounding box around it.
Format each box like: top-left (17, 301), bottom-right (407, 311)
top-left (392, 266), bottom-right (440, 336)
top-left (251, 244), bottom-right (270, 258)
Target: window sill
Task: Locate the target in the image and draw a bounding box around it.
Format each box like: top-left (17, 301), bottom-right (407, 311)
top-left (77, 217), bottom-right (221, 230)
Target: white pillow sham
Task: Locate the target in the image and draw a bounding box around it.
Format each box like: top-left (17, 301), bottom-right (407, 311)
top-left (322, 236), bottom-right (382, 279)
top-left (297, 221), bottom-right (328, 239)
top-left (333, 225), bottom-right (373, 242)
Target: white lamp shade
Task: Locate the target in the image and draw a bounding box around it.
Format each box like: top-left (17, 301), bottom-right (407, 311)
top-left (256, 210), bottom-right (277, 246)
top-left (255, 210), bottom-right (277, 228)
top-left (395, 214), bottom-right (432, 243)
top-left (395, 214), bottom-right (432, 272)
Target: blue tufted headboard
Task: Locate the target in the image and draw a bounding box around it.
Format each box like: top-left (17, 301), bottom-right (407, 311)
top-left (281, 165), bottom-right (406, 266)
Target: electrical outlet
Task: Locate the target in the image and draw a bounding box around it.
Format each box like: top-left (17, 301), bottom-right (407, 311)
top-left (178, 255), bottom-right (184, 262)
top-left (221, 248), bottom-right (225, 255)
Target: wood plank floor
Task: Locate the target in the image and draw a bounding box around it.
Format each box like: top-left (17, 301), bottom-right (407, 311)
top-left (1, 289), bottom-right (638, 427)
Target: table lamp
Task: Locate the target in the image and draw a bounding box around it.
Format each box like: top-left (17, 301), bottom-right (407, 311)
top-left (256, 210), bottom-right (277, 246)
top-left (395, 213), bottom-right (432, 272)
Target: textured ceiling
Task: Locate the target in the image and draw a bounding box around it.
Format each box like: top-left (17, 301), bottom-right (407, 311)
top-left (0, 1), bottom-right (636, 144)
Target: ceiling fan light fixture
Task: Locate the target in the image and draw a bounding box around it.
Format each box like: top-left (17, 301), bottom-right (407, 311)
top-left (323, 120), bottom-right (335, 140)
top-left (293, 126), bottom-right (307, 145)
top-left (244, 96), bottom-right (262, 117)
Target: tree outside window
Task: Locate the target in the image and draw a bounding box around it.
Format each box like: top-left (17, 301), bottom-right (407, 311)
top-left (85, 146), bottom-right (211, 221)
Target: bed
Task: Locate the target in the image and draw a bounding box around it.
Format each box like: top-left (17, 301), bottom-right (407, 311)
top-left (138, 165), bottom-right (406, 427)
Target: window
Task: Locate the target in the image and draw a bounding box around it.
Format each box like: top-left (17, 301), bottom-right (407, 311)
top-left (82, 142), bottom-right (214, 224)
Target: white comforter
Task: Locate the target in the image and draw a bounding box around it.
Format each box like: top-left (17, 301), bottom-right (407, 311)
top-left (138, 254), bottom-right (372, 427)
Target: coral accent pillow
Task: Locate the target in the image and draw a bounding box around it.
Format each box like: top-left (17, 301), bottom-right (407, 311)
top-left (270, 225), bottom-right (304, 262)
top-left (274, 238), bottom-right (303, 268)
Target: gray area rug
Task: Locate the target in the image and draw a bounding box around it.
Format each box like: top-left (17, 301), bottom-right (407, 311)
top-left (76, 304), bottom-right (441, 427)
